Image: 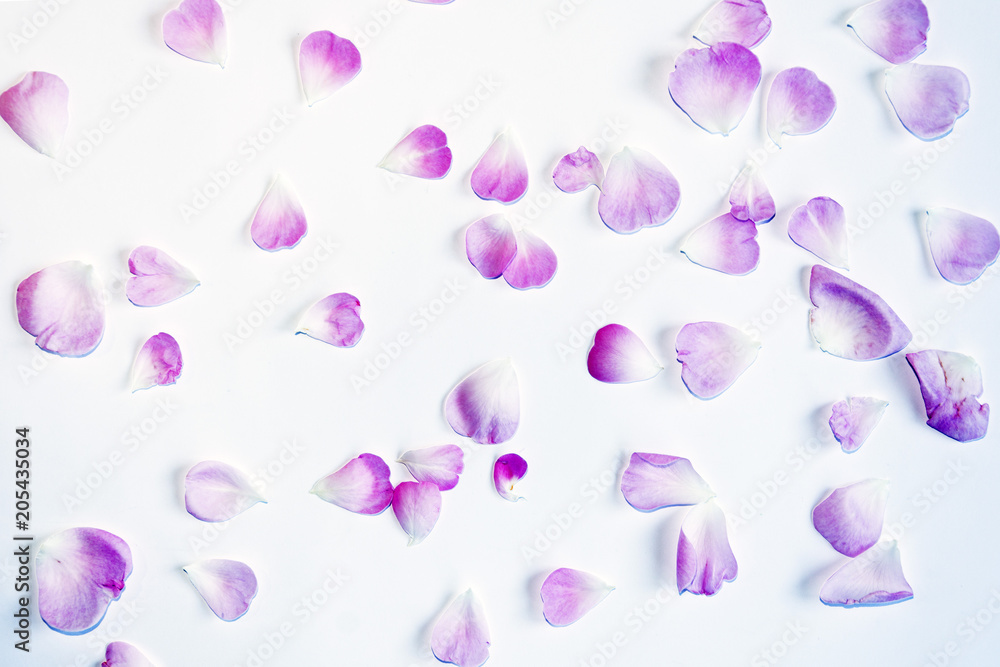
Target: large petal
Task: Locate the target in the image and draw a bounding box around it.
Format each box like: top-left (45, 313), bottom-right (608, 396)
top-left (445, 359), bottom-right (519, 445)
top-left (431, 590), bottom-right (490, 667)
top-left (587, 324), bottom-right (662, 384)
top-left (885, 63), bottom-right (970, 141)
top-left (812, 479), bottom-right (889, 557)
top-left (465, 214), bottom-right (518, 279)
top-left (552, 146), bottom-right (603, 193)
top-left (162, 0), bottom-right (227, 67)
top-left (103, 642), bottom-right (155, 667)
top-left (830, 396), bottom-right (889, 453)
top-left (299, 30), bottom-right (361, 106)
top-left (694, 0), bottom-right (772, 49)
top-left (392, 481), bottom-right (442, 546)
top-left (0, 71), bottom-right (68, 156)
top-left (668, 42), bottom-right (761, 136)
top-left (675, 321), bottom-right (760, 399)
top-left (37, 528), bottom-right (132, 635)
top-left (847, 0), bottom-right (928, 64)
top-left (16, 261), bottom-right (105, 357)
top-left (680, 212), bottom-right (760, 275)
top-left (493, 453), bottom-right (527, 502)
top-left (398, 445), bottom-right (464, 491)
top-left (621, 452), bottom-right (715, 512)
top-left (131, 332), bottom-right (183, 392)
top-left (540, 568), bottom-right (614, 627)
top-left (597, 147), bottom-right (680, 234)
top-left (310, 453), bottom-right (393, 514)
top-left (183, 559), bottom-right (257, 621)
top-left (677, 499), bottom-right (738, 596)
top-left (820, 540), bottom-right (913, 607)
top-left (126, 246), bottom-right (200, 307)
top-left (926, 208), bottom-right (1000, 285)
top-left (250, 175), bottom-right (308, 252)
top-left (906, 350), bottom-right (989, 442)
top-left (787, 197), bottom-right (850, 269)
top-left (185, 460), bottom-right (266, 522)
top-left (379, 124), bottom-right (452, 179)
top-left (766, 67), bottom-right (836, 147)
top-left (728, 161), bottom-right (775, 224)
top-left (297, 292), bottom-right (364, 347)
top-left (470, 129), bottom-right (528, 204)
top-left (502, 229), bottom-right (557, 290)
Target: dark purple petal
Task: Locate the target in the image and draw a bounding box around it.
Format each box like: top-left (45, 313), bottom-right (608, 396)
top-left (812, 479), bottom-right (889, 557)
top-left (681, 212), bottom-right (760, 275)
top-left (926, 208), bottom-right (1000, 284)
top-left (493, 453), bottom-right (527, 502)
top-left (677, 500), bottom-right (737, 596)
top-left (620, 452), bottom-right (715, 511)
top-left (553, 146), bottom-right (603, 193)
top-left (847, 0), bottom-right (928, 64)
top-left (540, 568), bottom-right (614, 626)
top-left (668, 42), bottom-right (761, 135)
top-left (906, 350), bottom-right (989, 442)
top-left (885, 63), bottom-right (970, 141)
top-left (310, 453), bottom-right (393, 514)
top-left (587, 323), bottom-right (662, 384)
top-left (820, 540), bottom-right (913, 607)
top-left (675, 321), bottom-right (760, 399)
top-left (597, 147), bottom-right (680, 234)
top-left (766, 67), bottom-right (836, 146)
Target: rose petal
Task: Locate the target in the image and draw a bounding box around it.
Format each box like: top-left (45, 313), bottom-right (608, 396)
top-left (621, 452), bottom-right (715, 512)
top-left (445, 358), bottom-right (519, 445)
top-left (812, 479), bottom-right (890, 557)
top-left (681, 212), bottom-right (760, 275)
top-left (540, 568), bottom-right (614, 627)
top-left (392, 481), bottom-right (442, 546)
top-left (126, 246), bottom-right (200, 307)
top-left (552, 146), bottom-right (604, 193)
top-left (808, 265), bottom-right (912, 361)
top-left (103, 641), bottom-right (155, 667)
top-left (0, 71), bottom-right (68, 156)
top-left (926, 208), bottom-right (1000, 285)
top-left (162, 0), bottom-right (227, 67)
top-left (470, 129), bottom-right (528, 204)
top-left (729, 161), bottom-right (775, 224)
top-left (378, 124), bottom-right (452, 179)
top-left (587, 324), bottom-right (662, 384)
top-left (298, 30), bottom-right (361, 106)
top-left (185, 460), bottom-right (266, 522)
top-left (250, 175), bottom-right (308, 252)
top-left (431, 590), bottom-right (490, 667)
top-left (677, 499), bottom-right (738, 596)
top-left (694, 0), bottom-right (772, 49)
top-left (766, 67), bottom-right (836, 147)
top-left (465, 214), bottom-right (518, 280)
top-left (820, 540), bottom-right (913, 607)
top-left (885, 63), bottom-right (970, 141)
top-left (493, 453), bottom-right (527, 502)
top-left (131, 332), bottom-right (183, 392)
top-left (310, 453), bottom-right (393, 514)
top-left (37, 528), bottom-right (132, 635)
top-left (668, 42), bottom-right (761, 136)
top-left (502, 229), bottom-right (557, 290)
top-left (676, 322), bottom-right (760, 399)
top-left (597, 147), bottom-right (681, 234)
top-left (297, 292), bottom-right (364, 347)
top-left (830, 397), bottom-right (889, 453)
top-left (183, 559), bottom-right (257, 621)
top-left (787, 197), bottom-right (850, 269)
top-left (16, 260), bottom-right (105, 357)
top-left (847, 0), bottom-right (928, 64)
top-left (906, 350), bottom-right (990, 442)
top-left (398, 445), bottom-right (464, 491)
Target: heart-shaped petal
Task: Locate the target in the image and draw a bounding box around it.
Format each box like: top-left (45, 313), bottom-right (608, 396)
top-left (16, 260), bottom-right (105, 357)
top-left (885, 63), bottom-right (970, 141)
top-left (540, 568), bottom-right (614, 626)
top-left (299, 31), bottom-right (361, 105)
top-left (162, 0), bottom-right (228, 67)
top-left (445, 358), bottom-right (520, 445)
top-left (668, 42), bottom-right (761, 135)
top-left (297, 293), bottom-right (364, 348)
top-left (597, 147), bottom-right (681, 234)
top-left (694, 0), bottom-right (772, 49)
top-left (675, 321), bottom-right (760, 399)
top-left (621, 452), bottom-right (715, 511)
top-left (787, 196), bottom-right (850, 269)
top-left (126, 246), bottom-right (200, 307)
top-left (183, 559), bottom-right (257, 621)
top-left (820, 540), bottom-right (913, 607)
top-left (392, 481), bottom-right (442, 546)
top-left (926, 208), bottom-right (1000, 285)
top-left (681, 212), bottom-right (760, 275)
top-left (847, 0), bottom-right (928, 64)
top-left (813, 479), bottom-right (890, 557)
top-left (430, 590), bottom-right (490, 667)
top-left (379, 124), bottom-right (452, 179)
top-left (398, 445), bottom-right (464, 491)
top-left (0, 71), bottom-right (69, 156)
top-left (766, 67), bottom-right (836, 147)
top-left (131, 332), bottom-right (183, 392)
top-left (501, 228), bottom-right (557, 290)
top-left (103, 641), bottom-right (155, 667)
top-left (185, 460), bottom-right (266, 522)
top-left (311, 453), bottom-right (393, 514)
top-left (587, 324), bottom-right (662, 384)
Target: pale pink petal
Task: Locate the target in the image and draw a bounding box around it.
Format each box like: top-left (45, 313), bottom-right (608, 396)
top-left (183, 559), bottom-right (257, 621)
top-left (676, 321), bottom-right (760, 399)
top-left (502, 229), bottom-right (557, 290)
top-left (250, 175), bottom-right (308, 251)
top-left (668, 42), bottom-right (761, 136)
top-left (587, 324), bottom-right (662, 384)
top-left (885, 63), bottom-right (970, 141)
top-left (470, 129), bottom-right (528, 204)
top-left (398, 445), bottom-right (464, 491)
top-left (465, 214), bottom-right (518, 279)
top-left (0, 71), bottom-right (68, 156)
top-left (766, 67), bottom-right (836, 147)
top-left (379, 124), bottom-right (452, 179)
top-left (787, 196), bottom-right (850, 269)
top-left (677, 499), bottom-right (738, 596)
top-left (310, 453), bottom-right (393, 514)
top-left (298, 30), bottom-right (361, 106)
top-left (728, 161), bottom-right (775, 224)
top-left (540, 568), bottom-right (614, 627)
top-left (694, 0), bottom-right (772, 49)
top-left (126, 246), bottom-right (200, 307)
top-left (103, 641), bottom-right (155, 667)
top-left (552, 146), bottom-right (604, 193)
top-left (906, 350), bottom-right (989, 442)
top-left (297, 292), bottom-right (364, 347)
top-left (830, 397), bottom-right (889, 453)
top-left (16, 261), bottom-right (105, 357)
top-left (847, 0), bottom-right (928, 64)
top-left (621, 452), bottom-right (715, 512)
top-left (493, 453), bottom-right (527, 502)
top-left (162, 0), bottom-right (227, 67)
top-left (131, 332), bottom-right (183, 392)
top-left (597, 147), bottom-right (681, 234)
top-left (445, 358), bottom-right (519, 445)
top-left (813, 479), bottom-right (890, 557)
top-left (820, 540), bottom-right (913, 607)
top-left (681, 212), bottom-right (760, 275)
top-left (808, 265), bottom-right (911, 361)
top-left (431, 590), bottom-right (490, 667)
top-left (926, 208), bottom-right (1000, 285)
top-left (392, 481), bottom-right (442, 546)
top-left (185, 460), bottom-right (266, 522)
top-left (37, 528), bottom-right (132, 635)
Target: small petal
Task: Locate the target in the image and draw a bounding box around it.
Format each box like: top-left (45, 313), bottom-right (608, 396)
top-left (597, 147), bottom-right (681, 234)
top-left (502, 229), bottom-right (557, 290)
top-left (808, 265), bottom-right (912, 361)
top-left (131, 333), bottom-right (183, 392)
top-left (787, 197), bottom-right (850, 269)
top-left (668, 42), bottom-right (761, 136)
top-left (540, 568), bottom-right (614, 627)
top-left (310, 453), bottom-right (393, 514)
top-left (676, 322), bottom-right (760, 399)
top-left (297, 292), bottom-right (364, 347)
top-left (729, 161), bottom-right (775, 224)
top-left (470, 129), bottom-right (528, 204)
top-left (445, 358), bottom-right (519, 445)
top-left (162, 0), bottom-right (227, 66)
top-left (621, 452), bottom-right (715, 512)
top-left (299, 30), bottom-right (361, 106)
top-left (906, 350), bottom-right (989, 442)
top-left (185, 460), bottom-right (266, 522)
top-left (830, 397), bottom-right (889, 453)
top-left (392, 481), bottom-right (442, 546)
top-left (812, 479), bottom-right (890, 557)
top-left (103, 642), bottom-right (155, 667)
top-left (431, 590), bottom-right (490, 667)
top-left (379, 125), bottom-right (452, 179)
top-left (847, 0), bottom-right (928, 64)
top-left (926, 208), bottom-right (1000, 285)
top-left (820, 540), bottom-right (913, 607)
top-left (552, 146), bottom-right (604, 193)
top-left (16, 261), bottom-right (105, 357)
top-left (126, 246), bottom-right (200, 307)
top-left (183, 559), bottom-right (257, 621)
top-left (398, 445), bottom-right (464, 491)
top-left (885, 63), bottom-right (970, 141)
top-left (766, 67), bottom-right (836, 147)
top-left (0, 71), bottom-right (68, 156)
top-left (493, 453), bottom-right (527, 502)
top-left (466, 214), bottom-right (518, 279)
top-left (681, 212), bottom-right (760, 275)
top-left (250, 176), bottom-right (307, 251)
top-left (587, 324), bottom-right (662, 384)
top-left (37, 528), bottom-right (132, 635)
top-left (694, 0), bottom-right (772, 49)
top-left (677, 499), bottom-right (738, 596)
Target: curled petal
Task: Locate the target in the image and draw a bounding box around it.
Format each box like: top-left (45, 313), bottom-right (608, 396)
top-left (885, 63), bottom-right (970, 141)
top-left (681, 212), bottom-right (760, 275)
top-left (540, 568), bottom-right (614, 626)
top-left (694, 0), bottom-right (772, 49)
top-left (587, 324), bottom-right (662, 384)
top-left (668, 42), bottom-right (761, 136)
top-left (553, 146), bottom-right (604, 193)
top-left (310, 453), bottom-right (393, 514)
top-left (379, 124), bottom-right (451, 179)
top-left (37, 528), bottom-right (132, 635)
top-left (621, 452), bottom-right (715, 512)
top-left (597, 147), bottom-right (681, 234)
top-left (847, 0), bottom-right (928, 64)
top-left (126, 246), bottom-right (200, 306)
top-left (677, 499), bottom-right (737, 596)
top-left (162, 0), bottom-right (227, 67)
top-left (729, 161), bottom-right (774, 224)
top-left (297, 292), bottom-right (364, 347)
top-left (906, 350), bottom-right (989, 442)
top-left (299, 31), bottom-right (361, 106)
top-left (820, 540), bottom-right (913, 607)
top-left (812, 479), bottom-right (889, 557)
top-left (676, 321), bottom-right (760, 399)
top-left (16, 261), bottom-right (105, 357)
top-left (103, 642), bottom-right (155, 667)
top-left (808, 265), bottom-right (911, 361)
top-left (398, 445), bottom-right (464, 491)
top-left (471, 129), bottom-right (528, 204)
top-left (926, 208), bottom-right (1000, 285)
top-left (131, 333), bottom-right (183, 392)
top-left (502, 229), bottom-right (557, 290)
top-left (392, 481), bottom-right (442, 546)
top-left (185, 460), bottom-right (265, 522)
top-left (251, 176), bottom-right (307, 251)
top-left (445, 358), bottom-right (519, 445)
top-left (466, 214), bottom-right (517, 279)
top-left (0, 71), bottom-right (68, 156)
top-left (431, 590), bottom-right (490, 667)
top-left (830, 397), bottom-right (889, 453)
top-left (766, 67), bottom-right (836, 147)
top-left (787, 197), bottom-right (850, 269)
top-left (493, 453), bottom-right (527, 502)
top-left (183, 559), bottom-right (257, 621)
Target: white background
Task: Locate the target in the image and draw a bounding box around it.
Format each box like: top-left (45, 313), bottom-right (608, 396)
top-left (1, 0), bottom-right (999, 665)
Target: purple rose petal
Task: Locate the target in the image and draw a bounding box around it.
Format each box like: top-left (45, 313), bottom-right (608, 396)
top-left (250, 175), bottom-right (308, 252)
top-left (540, 568), bottom-right (614, 627)
top-left (445, 358), bottom-right (519, 445)
top-left (162, 0), bottom-right (227, 67)
top-left (0, 71), bottom-right (68, 156)
top-left (830, 397), bottom-right (889, 453)
top-left (847, 0), bottom-right (928, 64)
top-left (183, 559), bottom-right (257, 621)
top-left (587, 324), bottom-right (662, 384)
top-left (597, 147), bottom-right (680, 234)
top-left (787, 196), bottom-right (850, 269)
top-left (431, 590), bottom-right (490, 667)
top-left (126, 246), bottom-right (200, 307)
top-left (906, 350), bottom-right (990, 442)
top-left (298, 30), bottom-right (361, 106)
top-left (493, 453), bottom-right (527, 502)
top-left (185, 460), bottom-right (265, 522)
top-left (16, 261), bottom-right (105, 357)
top-left (677, 499), bottom-right (737, 596)
top-left (668, 42), bottom-right (761, 136)
top-left (926, 208), bottom-right (1000, 285)
top-left (681, 212), bottom-right (760, 275)
top-left (502, 229), bottom-right (557, 290)
top-left (103, 641), bottom-right (155, 667)
top-left (392, 481), bottom-right (442, 546)
top-left (694, 0), bottom-right (772, 49)
top-left (813, 479), bottom-right (889, 557)
top-left (466, 214), bottom-right (518, 280)
top-left (766, 67), bottom-right (836, 147)
top-left (820, 540), bottom-right (913, 608)
top-left (675, 321), bottom-right (760, 399)
top-left (885, 63), bottom-right (970, 141)
top-left (471, 129), bottom-right (528, 205)
top-left (131, 332), bottom-right (183, 392)
top-left (310, 453), bottom-right (393, 514)
top-left (621, 452), bottom-right (715, 512)
top-left (398, 445), bottom-right (464, 491)
top-left (297, 292), bottom-right (364, 348)
top-left (379, 124), bottom-right (452, 179)
top-left (729, 161), bottom-right (775, 224)
top-left (553, 146), bottom-right (604, 193)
